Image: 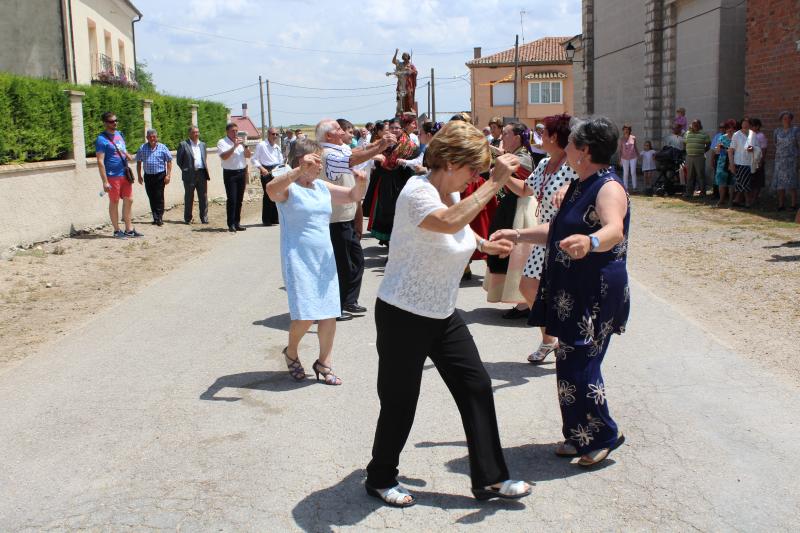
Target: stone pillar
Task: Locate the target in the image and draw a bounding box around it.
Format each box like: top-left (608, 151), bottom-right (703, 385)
top-left (582, 0), bottom-right (594, 115)
top-left (63, 90), bottom-right (86, 168)
top-left (142, 99), bottom-right (153, 140)
top-left (644, 0), bottom-right (664, 146)
top-left (661, 1), bottom-right (677, 139)
top-left (190, 104), bottom-right (199, 127)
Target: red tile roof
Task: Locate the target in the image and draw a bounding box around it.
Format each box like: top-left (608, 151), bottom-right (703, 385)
top-left (467, 36), bottom-right (573, 66)
top-left (231, 116), bottom-right (261, 139)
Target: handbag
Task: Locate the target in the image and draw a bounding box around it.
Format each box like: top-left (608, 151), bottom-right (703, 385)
top-left (105, 132), bottom-right (134, 183)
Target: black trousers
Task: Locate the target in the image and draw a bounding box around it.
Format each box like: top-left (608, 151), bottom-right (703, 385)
top-left (366, 299), bottom-right (509, 489)
top-left (329, 220), bottom-right (364, 307)
top-left (183, 169), bottom-right (209, 223)
top-left (223, 168), bottom-right (246, 227)
top-left (260, 165), bottom-right (279, 225)
top-left (143, 171), bottom-right (166, 222)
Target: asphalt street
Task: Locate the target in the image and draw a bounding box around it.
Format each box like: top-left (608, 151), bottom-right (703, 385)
top-left (1, 217), bottom-right (799, 532)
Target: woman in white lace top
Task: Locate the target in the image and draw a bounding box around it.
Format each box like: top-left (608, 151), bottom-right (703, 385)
top-left (364, 121), bottom-right (530, 507)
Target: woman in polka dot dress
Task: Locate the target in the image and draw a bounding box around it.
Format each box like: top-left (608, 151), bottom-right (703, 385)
top-left (502, 114), bottom-right (579, 363)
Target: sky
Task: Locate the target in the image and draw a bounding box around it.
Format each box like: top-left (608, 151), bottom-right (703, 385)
top-left (134, 0), bottom-right (581, 126)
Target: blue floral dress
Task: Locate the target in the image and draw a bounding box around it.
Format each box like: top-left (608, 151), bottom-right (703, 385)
top-left (529, 168), bottom-right (630, 454)
top-left (772, 126), bottom-right (800, 191)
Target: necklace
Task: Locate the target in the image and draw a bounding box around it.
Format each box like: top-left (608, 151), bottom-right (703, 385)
top-left (535, 154), bottom-right (566, 218)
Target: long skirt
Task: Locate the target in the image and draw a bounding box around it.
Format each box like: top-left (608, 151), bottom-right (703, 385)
top-left (483, 192), bottom-right (535, 303)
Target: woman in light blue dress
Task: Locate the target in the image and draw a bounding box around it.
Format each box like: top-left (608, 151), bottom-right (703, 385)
top-left (266, 139), bottom-right (368, 385)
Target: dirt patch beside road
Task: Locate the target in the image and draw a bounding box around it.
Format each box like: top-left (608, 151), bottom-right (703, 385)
top-left (0, 195), bottom-right (262, 374)
top-left (628, 196), bottom-right (800, 382)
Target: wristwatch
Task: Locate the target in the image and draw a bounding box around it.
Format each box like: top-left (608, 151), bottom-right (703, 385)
top-left (588, 235), bottom-right (600, 252)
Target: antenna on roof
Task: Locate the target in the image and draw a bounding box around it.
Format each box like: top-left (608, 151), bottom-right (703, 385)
top-left (520, 10), bottom-right (526, 44)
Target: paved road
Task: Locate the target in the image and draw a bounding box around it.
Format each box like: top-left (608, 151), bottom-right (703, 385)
top-left (2, 218), bottom-right (799, 532)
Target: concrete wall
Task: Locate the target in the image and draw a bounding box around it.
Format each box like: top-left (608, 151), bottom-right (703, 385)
top-left (592, 0), bottom-right (647, 136)
top-left (587, 0), bottom-right (745, 148)
top-left (0, 0), bottom-right (67, 80)
top-left (70, 0), bottom-right (137, 85)
top-left (0, 151), bottom-right (236, 250)
top-left (470, 64), bottom-right (574, 128)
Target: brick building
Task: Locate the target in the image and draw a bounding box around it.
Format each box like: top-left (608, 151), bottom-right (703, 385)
top-left (466, 37), bottom-right (575, 129)
top-left (744, 0), bottom-right (800, 175)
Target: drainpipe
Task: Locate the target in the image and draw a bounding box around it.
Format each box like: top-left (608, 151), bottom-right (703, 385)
top-left (59, 0), bottom-right (77, 83)
top-left (131, 13), bottom-right (142, 84)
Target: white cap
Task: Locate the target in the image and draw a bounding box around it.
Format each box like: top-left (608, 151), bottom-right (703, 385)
top-left (535, 123), bottom-right (544, 129)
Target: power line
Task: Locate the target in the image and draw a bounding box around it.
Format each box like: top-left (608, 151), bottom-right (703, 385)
top-left (147, 21), bottom-right (509, 57)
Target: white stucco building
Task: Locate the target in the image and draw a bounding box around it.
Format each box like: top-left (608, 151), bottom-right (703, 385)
top-left (0, 0), bottom-right (142, 86)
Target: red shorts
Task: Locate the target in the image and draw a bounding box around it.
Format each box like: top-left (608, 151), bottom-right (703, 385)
top-left (107, 176), bottom-right (133, 201)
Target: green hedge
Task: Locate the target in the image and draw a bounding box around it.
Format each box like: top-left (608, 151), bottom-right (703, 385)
top-left (0, 72), bottom-right (71, 164)
top-left (0, 72), bottom-right (227, 163)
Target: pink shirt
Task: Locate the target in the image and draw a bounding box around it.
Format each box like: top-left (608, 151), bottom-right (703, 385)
top-left (620, 135), bottom-right (638, 160)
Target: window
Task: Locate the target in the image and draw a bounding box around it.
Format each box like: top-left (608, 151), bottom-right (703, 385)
top-left (492, 83), bottom-right (514, 106)
top-left (528, 81), bottom-right (563, 104)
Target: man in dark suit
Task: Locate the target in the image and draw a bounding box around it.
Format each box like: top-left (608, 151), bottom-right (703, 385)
top-left (176, 125), bottom-right (210, 224)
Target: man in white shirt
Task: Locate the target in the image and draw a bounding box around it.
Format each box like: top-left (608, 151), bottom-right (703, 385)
top-left (176, 126), bottom-right (210, 224)
top-left (252, 127), bottom-right (284, 226)
top-left (316, 118), bottom-right (396, 320)
top-left (530, 123), bottom-right (547, 166)
top-left (217, 123), bottom-right (252, 232)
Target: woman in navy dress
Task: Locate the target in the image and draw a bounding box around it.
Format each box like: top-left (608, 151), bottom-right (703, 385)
top-left (490, 116), bottom-right (629, 467)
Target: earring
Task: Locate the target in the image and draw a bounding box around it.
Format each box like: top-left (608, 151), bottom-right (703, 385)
top-left (577, 158), bottom-right (582, 165)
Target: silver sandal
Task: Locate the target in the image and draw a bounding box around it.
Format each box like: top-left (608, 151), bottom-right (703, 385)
top-left (527, 341), bottom-right (558, 364)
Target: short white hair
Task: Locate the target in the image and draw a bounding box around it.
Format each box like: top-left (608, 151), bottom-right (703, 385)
top-left (315, 118), bottom-right (337, 142)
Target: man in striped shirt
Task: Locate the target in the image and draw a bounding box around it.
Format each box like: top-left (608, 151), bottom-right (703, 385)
top-left (136, 129), bottom-right (173, 225)
top-left (316, 118), bottom-right (395, 320)
top-left (683, 119), bottom-right (711, 197)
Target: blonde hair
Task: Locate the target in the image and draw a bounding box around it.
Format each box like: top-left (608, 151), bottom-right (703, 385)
top-left (423, 121), bottom-right (491, 172)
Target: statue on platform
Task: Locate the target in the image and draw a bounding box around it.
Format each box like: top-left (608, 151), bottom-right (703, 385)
top-left (387, 49), bottom-right (417, 115)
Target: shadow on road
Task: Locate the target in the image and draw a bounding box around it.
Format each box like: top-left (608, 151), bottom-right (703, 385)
top-left (253, 313), bottom-right (293, 331)
top-left (482, 361), bottom-right (556, 391)
top-left (767, 254), bottom-right (800, 262)
top-left (459, 307), bottom-right (530, 328)
top-left (200, 370), bottom-right (314, 401)
top-left (437, 441), bottom-right (615, 483)
top-left (763, 240), bottom-right (800, 249)
top-left (291, 469), bottom-right (526, 532)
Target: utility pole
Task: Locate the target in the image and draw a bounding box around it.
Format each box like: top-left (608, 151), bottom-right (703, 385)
top-left (427, 81), bottom-right (431, 119)
top-left (259, 75), bottom-right (266, 140)
top-left (513, 35), bottom-right (519, 120)
top-left (266, 79), bottom-right (273, 128)
top-left (431, 68), bottom-right (436, 123)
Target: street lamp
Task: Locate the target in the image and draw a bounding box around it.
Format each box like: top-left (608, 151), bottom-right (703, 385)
top-left (565, 42), bottom-right (576, 61)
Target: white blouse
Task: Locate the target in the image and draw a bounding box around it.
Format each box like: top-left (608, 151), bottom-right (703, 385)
top-left (377, 176), bottom-right (476, 319)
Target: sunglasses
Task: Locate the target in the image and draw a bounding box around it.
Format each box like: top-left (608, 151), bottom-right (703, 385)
top-left (105, 119), bottom-right (118, 123)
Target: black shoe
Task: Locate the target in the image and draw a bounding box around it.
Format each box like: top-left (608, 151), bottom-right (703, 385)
top-left (501, 307), bottom-right (529, 319)
top-left (228, 226), bottom-right (236, 232)
top-left (343, 303), bottom-right (367, 314)
top-left (235, 225), bottom-right (247, 231)
top-left (185, 220), bottom-right (193, 225)
top-left (336, 312), bottom-right (354, 322)
top-left (156, 220), bottom-right (163, 226)
top-left (201, 219), bottom-right (209, 224)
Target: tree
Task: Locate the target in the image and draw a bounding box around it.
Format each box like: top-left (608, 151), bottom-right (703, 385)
top-left (136, 60), bottom-right (156, 93)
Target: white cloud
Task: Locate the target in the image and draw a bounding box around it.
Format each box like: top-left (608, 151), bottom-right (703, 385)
top-left (134, 0), bottom-right (581, 123)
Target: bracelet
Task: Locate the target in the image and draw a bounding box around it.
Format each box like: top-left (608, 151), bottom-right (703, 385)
top-left (514, 229), bottom-right (521, 243)
top-left (477, 237), bottom-right (485, 252)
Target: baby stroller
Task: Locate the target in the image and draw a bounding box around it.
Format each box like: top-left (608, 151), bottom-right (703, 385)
top-left (652, 146), bottom-right (685, 196)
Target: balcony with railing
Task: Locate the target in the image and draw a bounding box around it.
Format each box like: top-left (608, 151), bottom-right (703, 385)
top-left (90, 53), bottom-right (137, 89)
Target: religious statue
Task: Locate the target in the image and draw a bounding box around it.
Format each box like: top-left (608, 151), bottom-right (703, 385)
top-left (386, 49), bottom-right (417, 115)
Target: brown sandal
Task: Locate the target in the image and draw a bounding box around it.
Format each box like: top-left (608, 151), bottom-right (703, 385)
top-left (312, 360), bottom-right (342, 386)
top-left (283, 347), bottom-right (306, 381)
